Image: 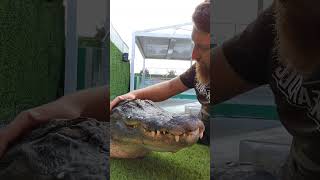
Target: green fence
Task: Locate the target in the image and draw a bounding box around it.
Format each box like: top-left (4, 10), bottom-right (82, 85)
top-left (110, 42), bottom-right (130, 99)
top-left (77, 37), bottom-right (107, 90)
top-left (210, 104), bottom-right (279, 120)
top-left (0, 0), bottom-right (65, 123)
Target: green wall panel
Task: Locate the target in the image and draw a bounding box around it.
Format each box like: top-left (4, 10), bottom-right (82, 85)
top-left (110, 42), bottom-right (130, 99)
top-left (209, 104), bottom-right (279, 120)
top-left (0, 0), bottom-right (65, 122)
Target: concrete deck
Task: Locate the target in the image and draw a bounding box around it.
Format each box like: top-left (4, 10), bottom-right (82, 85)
top-left (212, 117), bottom-right (292, 176)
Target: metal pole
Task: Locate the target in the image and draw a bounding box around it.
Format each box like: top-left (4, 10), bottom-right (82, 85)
top-left (130, 33), bottom-right (136, 91)
top-left (64, 0), bottom-right (78, 94)
top-left (101, 17), bottom-right (110, 86)
top-left (257, 0), bottom-right (264, 16)
top-left (104, 1), bottom-right (110, 86)
top-left (141, 58), bottom-right (146, 88)
top-left (101, 39), bottom-right (109, 86)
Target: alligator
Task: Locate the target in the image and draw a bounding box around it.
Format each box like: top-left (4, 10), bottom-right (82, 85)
top-left (0, 117), bottom-right (109, 180)
top-left (0, 99), bottom-right (204, 178)
top-left (110, 99), bottom-right (205, 158)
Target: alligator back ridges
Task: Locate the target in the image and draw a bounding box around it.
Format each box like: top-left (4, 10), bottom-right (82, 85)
top-left (0, 117), bottom-right (109, 180)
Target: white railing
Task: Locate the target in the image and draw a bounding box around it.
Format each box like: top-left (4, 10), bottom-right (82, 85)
top-left (110, 23), bottom-right (129, 53)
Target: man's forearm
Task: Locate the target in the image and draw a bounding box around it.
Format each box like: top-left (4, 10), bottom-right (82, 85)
top-left (4, 86), bottom-right (108, 144)
top-left (63, 85), bottom-right (108, 121)
top-left (130, 78), bottom-right (188, 102)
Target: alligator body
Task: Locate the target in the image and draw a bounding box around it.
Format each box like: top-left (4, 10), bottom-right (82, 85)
top-left (0, 99), bottom-right (204, 178)
top-left (0, 118), bottom-right (109, 180)
top-left (110, 99), bottom-right (205, 158)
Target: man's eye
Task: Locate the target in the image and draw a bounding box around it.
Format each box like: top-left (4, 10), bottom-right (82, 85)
top-left (198, 46), bottom-right (210, 50)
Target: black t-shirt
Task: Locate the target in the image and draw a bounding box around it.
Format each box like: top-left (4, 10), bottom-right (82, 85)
top-left (180, 64), bottom-right (210, 121)
top-left (222, 5), bottom-right (320, 179)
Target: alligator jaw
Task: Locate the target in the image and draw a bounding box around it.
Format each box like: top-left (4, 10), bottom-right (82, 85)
top-left (146, 126), bottom-right (203, 149)
top-left (111, 141), bottom-right (150, 158)
top-left (110, 125), bottom-right (205, 158)
top-left (110, 117), bottom-right (205, 158)
top-left (142, 126), bottom-right (204, 143)
top-left (110, 99), bottom-right (206, 158)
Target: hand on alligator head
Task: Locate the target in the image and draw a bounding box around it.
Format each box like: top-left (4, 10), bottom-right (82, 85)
top-left (110, 99), bottom-right (205, 158)
top-left (110, 93), bottom-right (136, 111)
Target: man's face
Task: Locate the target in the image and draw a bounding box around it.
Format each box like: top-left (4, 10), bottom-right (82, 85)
top-left (191, 28), bottom-right (210, 84)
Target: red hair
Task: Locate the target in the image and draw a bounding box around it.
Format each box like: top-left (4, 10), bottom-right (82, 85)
top-left (192, 1), bottom-right (210, 33)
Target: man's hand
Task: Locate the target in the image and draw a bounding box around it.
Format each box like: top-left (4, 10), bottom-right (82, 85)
top-left (110, 93), bottom-right (136, 111)
top-left (0, 98), bottom-right (81, 158)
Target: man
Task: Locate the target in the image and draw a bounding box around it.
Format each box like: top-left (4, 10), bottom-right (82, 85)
top-left (110, 0), bottom-right (211, 145)
top-left (213, 1), bottom-right (320, 179)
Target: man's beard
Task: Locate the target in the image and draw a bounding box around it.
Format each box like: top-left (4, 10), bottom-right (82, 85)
top-left (274, 0), bottom-right (320, 76)
top-left (196, 62), bottom-right (210, 84)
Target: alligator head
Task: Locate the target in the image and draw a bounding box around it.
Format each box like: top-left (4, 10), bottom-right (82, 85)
top-left (110, 99), bottom-right (205, 158)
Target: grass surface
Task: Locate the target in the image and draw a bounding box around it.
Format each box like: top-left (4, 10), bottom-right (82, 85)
top-left (110, 144), bottom-right (210, 180)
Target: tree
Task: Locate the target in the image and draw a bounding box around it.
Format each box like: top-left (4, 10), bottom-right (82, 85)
top-left (94, 25), bottom-right (106, 41)
top-left (166, 70), bottom-right (177, 78)
top-left (139, 69), bottom-right (150, 78)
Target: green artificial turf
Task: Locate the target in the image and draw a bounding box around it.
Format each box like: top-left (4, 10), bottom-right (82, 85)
top-left (110, 144), bottom-right (210, 180)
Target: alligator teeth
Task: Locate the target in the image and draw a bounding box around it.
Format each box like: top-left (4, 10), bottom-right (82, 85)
top-left (151, 131), bottom-right (155, 137)
top-left (157, 130), bottom-right (160, 135)
top-left (200, 131), bottom-right (204, 139)
top-left (183, 133), bottom-right (186, 136)
top-left (143, 129), bottom-right (146, 132)
top-left (175, 135), bottom-right (179, 142)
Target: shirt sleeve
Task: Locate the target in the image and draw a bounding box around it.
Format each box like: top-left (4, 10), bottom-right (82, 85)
top-left (222, 5), bottom-right (275, 85)
top-left (179, 64), bottom-right (196, 89)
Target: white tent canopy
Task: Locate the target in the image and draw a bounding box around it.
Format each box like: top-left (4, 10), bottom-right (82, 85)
top-left (130, 23), bottom-right (194, 91)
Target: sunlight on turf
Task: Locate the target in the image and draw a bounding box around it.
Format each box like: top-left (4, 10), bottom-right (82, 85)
top-left (110, 144), bottom-right (210, 180)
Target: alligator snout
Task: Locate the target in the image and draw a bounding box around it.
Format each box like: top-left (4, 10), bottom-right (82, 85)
top-left (140, 114), bottom-right (205, 143)
top-left (110, 99), bottom-right (206, 158)
top-left (166, 114), bottom-right (205, 139)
